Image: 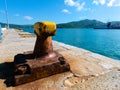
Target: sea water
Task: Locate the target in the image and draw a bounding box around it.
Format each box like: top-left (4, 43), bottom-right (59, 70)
top-left (0, 25), bottom-right (2, 41)
top-left (23, 28), bottom-right (120, 60)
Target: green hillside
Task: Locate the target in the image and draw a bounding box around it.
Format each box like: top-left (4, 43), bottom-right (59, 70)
top-left (0, 22), bottom-right (33, 29)
top-left (1, 19), bottom-right (120, 29)
top-left (57, 19), bottom-right (106, 28)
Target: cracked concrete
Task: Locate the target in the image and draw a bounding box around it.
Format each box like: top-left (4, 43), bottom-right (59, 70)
top-left (0, 29), bottom-right (120, 90)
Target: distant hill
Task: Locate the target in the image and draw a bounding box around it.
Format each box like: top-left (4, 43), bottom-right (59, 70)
top-left (0, 22), bottom-right (33, 29)
top-left (57, 19), bottom-right (106, 28)
top-left (1, 19), bottom-right (120, 29)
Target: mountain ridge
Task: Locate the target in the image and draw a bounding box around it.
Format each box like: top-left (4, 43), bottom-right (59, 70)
top-left (57, 19), bottom-right (106, 28)
top-left (0, 19), bottom-right (120, 29)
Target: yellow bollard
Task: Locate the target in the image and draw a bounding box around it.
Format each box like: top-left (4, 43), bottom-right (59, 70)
top-left (13, 21), bottom-right (70, 86)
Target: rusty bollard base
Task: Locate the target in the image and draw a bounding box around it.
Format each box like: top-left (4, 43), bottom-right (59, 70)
top-left (13, 22), bottom-right (70, 86)
top-left (13, 51), bottom-right (70, 86)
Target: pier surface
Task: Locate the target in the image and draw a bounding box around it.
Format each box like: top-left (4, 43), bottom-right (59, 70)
top-left (0, 29), bottom-right (120, 90)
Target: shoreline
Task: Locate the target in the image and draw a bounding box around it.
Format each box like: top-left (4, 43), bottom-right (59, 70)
top-left (15, 29), bottom-right (120, 61)
top-left (0, 29), bottom-right (120, 90)
top-left (20, 30), bottom-right (120, 60)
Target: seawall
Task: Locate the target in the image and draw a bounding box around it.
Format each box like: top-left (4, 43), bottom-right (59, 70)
top-left (0, 29), bottom-right (120, 90)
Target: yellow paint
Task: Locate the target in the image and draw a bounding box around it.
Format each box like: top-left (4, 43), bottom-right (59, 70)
top-left (34, 22), bottom-right (56, 36)
top-left (41, 22), bottom-right (56, 30)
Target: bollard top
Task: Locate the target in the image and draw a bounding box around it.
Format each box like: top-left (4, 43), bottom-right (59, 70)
top-left (34, 22), bottom-right (56, 36)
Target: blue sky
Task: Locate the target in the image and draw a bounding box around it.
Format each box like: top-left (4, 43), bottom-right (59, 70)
top-left (0, 0), bottom-right (120, 24)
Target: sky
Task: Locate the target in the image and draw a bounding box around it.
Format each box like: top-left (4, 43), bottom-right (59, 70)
top-left (0, 0), bottom-right (120, 25)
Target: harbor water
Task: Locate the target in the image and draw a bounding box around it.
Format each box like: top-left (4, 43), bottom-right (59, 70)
top-left (17, 28), bottom-right (120, 60)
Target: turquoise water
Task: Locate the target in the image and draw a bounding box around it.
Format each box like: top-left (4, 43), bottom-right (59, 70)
top-left (24, 28), bottom-right (120, 60)
top-left (0, 25), bottom-right (2, 40)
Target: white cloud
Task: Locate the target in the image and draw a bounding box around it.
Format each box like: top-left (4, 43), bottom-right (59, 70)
top-left (107, 0), bottom-right (115, 6)
top-left (93, 0), bottom-right (99, 5)
top-left (64, 0), bottom-right (85, 11)
top-left (24, 16), bottom-right (33, 20)
top-left (107, 0), bottom-right (120, 7)
top-left (62, 9), bottom-right (71, 14)
top-left (93, 0), bottom-right (120, 7)
top-left (14, 14), bottom-right (20, 16)
top-left (76, 2), bottom-right (85, 11)
top-left (64, 0), bottom-right (75, 6)
top-left (113, 0), bottom-right (120, 6)
top-left (93, 0), bottom-right (105, 5)
top-left (100, 0), bottom-right (106, 5)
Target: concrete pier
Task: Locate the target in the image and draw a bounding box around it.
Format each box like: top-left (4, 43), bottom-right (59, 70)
top-left (0, 29), bottom-right (120, 90)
